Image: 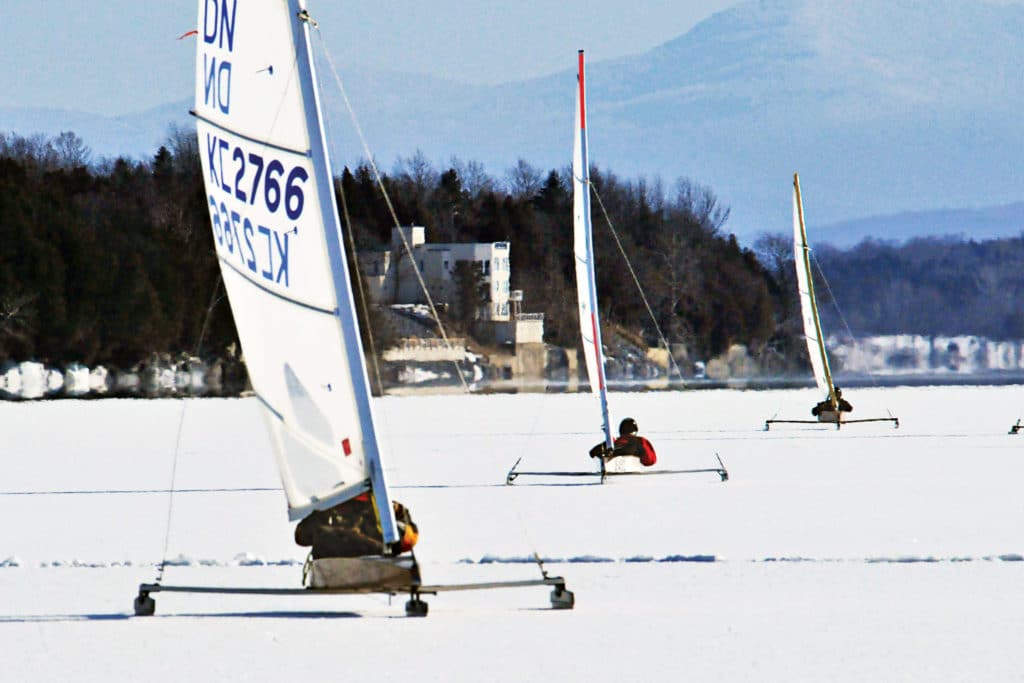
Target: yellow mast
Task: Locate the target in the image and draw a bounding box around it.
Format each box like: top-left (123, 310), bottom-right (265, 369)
top-left (793, 172), bottom-right (838, 410)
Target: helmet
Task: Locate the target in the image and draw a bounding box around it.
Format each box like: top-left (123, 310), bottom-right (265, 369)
top-left (619, 417), bottom-right (638, 435)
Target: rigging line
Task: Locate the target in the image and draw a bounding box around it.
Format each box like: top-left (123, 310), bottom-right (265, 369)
top-left (337, 172), bottom-right (385, 397)
top-left (810, 252), bottom-right (884, 391)
top-left (589, 184), bottom-right (687, 384)
top-left (506, 390), bottom-right (563, 580)
top-left (0, 487), bottom-right (279, 496)
top-left (309, 49), bottom-right (386, 399)
top-left (155, 273), bottom-right (225, 586)
top-left (312, 29), bottom-right (469, 392)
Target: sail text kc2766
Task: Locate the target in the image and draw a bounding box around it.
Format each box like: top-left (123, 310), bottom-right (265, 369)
top-left (195, 0), bottom-right (398, 540)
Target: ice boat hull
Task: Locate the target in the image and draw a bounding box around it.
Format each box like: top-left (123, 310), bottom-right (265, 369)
top-left (604, 456), bottom-right (644, 473)
top-left (306, 555), bottom-right (420, 590)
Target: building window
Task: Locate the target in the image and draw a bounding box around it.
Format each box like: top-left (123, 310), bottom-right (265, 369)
top-left (481, 260), bottom-right (489, 275)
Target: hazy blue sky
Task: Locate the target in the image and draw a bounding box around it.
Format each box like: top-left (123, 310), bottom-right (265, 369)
top-left (3, 1), bottom-right (737, 116)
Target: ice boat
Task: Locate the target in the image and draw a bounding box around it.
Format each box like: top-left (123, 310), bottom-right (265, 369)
top-left (765, 174), bottom-right (898, 431)
top-left (507, 51), bottom-right (726, 485)
top-left (135, 0), bottom-right (572, 617)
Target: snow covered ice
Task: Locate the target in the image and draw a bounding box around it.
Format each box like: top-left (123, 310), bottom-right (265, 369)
top-left (2, 385), bottom-right (1024, 681)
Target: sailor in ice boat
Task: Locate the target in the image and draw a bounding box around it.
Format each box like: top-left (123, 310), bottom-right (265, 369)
top-left (810, 386), bottom-right (853, 423)
top-left (589, 418), bottom-right (658, 473)
top-left (295, 494), bottom-right (421, 589)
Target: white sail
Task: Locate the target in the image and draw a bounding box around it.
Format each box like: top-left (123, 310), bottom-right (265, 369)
top-left (194, 0), bottom-right (398, 542)
top-left (792, 174), bottom-right (835, 397)
top-left (572, 50), bottom-right (613, 448)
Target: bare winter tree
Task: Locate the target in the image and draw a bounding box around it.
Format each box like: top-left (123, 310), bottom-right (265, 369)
top-left (450, 157), bottom-right (494, 196)
top-left (0, 133), bottom-right (58, 171)
top-left (505, 158), bottom-right (543, 199)
top-left (673, 179), bottom-right (730, 235)
top-left (53, 131), bottom-right (92, 169)
top-left (648, 223), bottom-right (701, 342)
top-left (392, 149), bottom-right (438, 204)
top-left (754, 232), bottom-right (793, 291)
top-left (165, 124), bottom-right (199, 175)
top-left (0, 290), bottom-right (39, 356)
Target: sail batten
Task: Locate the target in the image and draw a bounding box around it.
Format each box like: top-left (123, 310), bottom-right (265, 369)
top-left (195, 0), bottom-right (398, 543)
top-left (192, 110), bottom-right (311, 157)
top-left (216, 257), bottom-right (338, 315)
top-left (573, 50), bottom-right (613, 448)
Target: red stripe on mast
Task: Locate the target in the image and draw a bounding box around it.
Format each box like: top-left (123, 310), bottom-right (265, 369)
top-left (578, 50), bottom-right (587, 130)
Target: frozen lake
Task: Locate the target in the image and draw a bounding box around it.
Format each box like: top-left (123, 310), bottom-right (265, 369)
top-left (2, 385), bottom-right (1022, 680)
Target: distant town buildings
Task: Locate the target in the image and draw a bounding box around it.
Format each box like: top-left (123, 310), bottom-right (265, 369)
top-left (829, 334), bottom-right (1024, 375)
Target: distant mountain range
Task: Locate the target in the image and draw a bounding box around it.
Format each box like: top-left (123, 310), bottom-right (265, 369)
top-left (0, 103), bottom-right (189, 167)
top-left (3, 0), bottom-right (1022, 245)
top-left (815, 203), bottom-right (1024, 248)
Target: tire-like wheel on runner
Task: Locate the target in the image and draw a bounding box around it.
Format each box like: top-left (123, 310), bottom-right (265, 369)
top-left (134, 592), bottom-right (156, 616)
top-left (405, 597), bottom-right (428, 617)
top-left (550, 585), bottom-right (575, 609)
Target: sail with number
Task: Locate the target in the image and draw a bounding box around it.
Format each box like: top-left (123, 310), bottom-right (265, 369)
top-left (194, 0), bottom-right (398, 543)
top-left (572, 50), bottom-right (613, 451)
top-left (792, 173), bottom-right (836, 402)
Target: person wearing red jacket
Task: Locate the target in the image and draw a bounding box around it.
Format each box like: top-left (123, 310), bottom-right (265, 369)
top-left (589, 417), bottom-right (657, 467)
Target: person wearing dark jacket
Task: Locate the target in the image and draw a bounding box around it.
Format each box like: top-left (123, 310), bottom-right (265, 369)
top-left (811, 386), bottom-right (853, 416)
top-left (589, 417), bottom-right (657, 466)
top-left (294, 493), bottom-right (418, 559)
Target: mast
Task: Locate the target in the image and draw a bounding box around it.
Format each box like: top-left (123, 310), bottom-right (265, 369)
top-left (793, 173), bottom-right (837, 409)
top-left (292, 3), bottom-right (398, 544)
top-left (574, 49), bottom-right (613, 449)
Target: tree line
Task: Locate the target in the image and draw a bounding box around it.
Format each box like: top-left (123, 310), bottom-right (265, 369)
top-left (0, 131), bottom-right (787, 373)
top-left (339, 152), bottom-right (780, 365)
top-left (811, 236), bottom-right (1024, 340)
top-left (15, 130), bottom-right (1019, 378)
top-left (0, 130), bottom-right (237, 369)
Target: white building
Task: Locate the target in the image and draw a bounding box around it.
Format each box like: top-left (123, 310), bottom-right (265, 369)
top-left (361, 226), bottom-right (514, 322)
top-left (494, 290), bottom-right (544, 345)
top-left (359, 226), bottom-right (553, 379)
